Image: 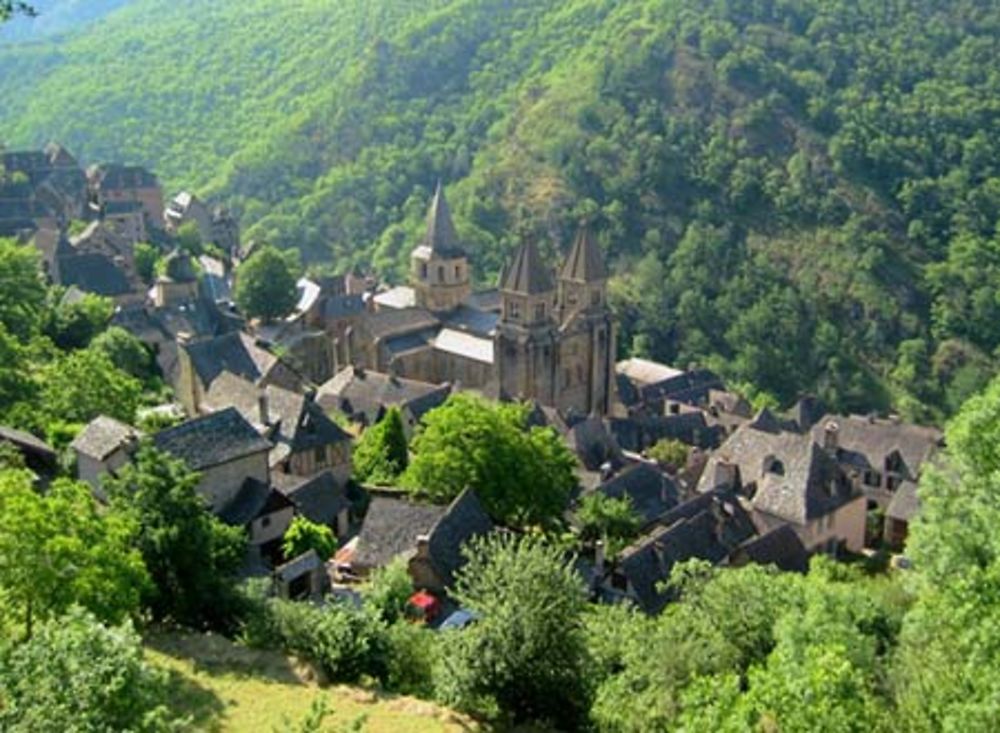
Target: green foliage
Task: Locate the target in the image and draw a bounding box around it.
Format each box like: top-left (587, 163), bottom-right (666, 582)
top-left (352, 406), bottom-right (408, 485)
top-left (385, 621), bottom-right (437, 698)
top-left (91, 325), bottom-right (155, 381)
top-left (134, 242), bottom-right (161, 284)
top-left (646, 438), bottom-right (690, 470)
top-left (363, 556), bottom-right (413, 624)
top-left (233, 245), bottom-right (299, 323)
top-left (104, 444), bottom-right (247, 631)
top-left (175, 221), bottom-right (202, 256)
top-left (0, 470), bottom-right (148, 637)
top-left (0, 607), bottom-right (174, 733)
top-left (0, 238), bottom-right (45, 340)
top-left (246, 598), bottom-right (388, 684)
top-left (894, 375), bottom-right (1000, 730)
top-left (434, 534), bottom-right (591, 728)
top-left (281, 516), bottom-right (337, 562)
top-left (575, 493), bottom-right (641, 554)
top-left (402, 394), bottom-right (576, 527)
top-left (43, 291), bottom-right (114, 350)
top-left (40, 346), bottom-right (142, 424)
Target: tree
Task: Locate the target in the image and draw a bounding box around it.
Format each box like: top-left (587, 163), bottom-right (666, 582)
top-left (104, 444), bottom-right (246, 630)
top-left (0, 470), bottom-right (148, 637)
top-left (434, 535), bottom-right (591, 727)
top-left (575, 493), bottom-right (641, 554)
top-left (352, 406), bottom-right (408, 484)
top-left (282, 516), bottom-right (337, 561)
top-left (0, 607), bottom-right (173, 732)
top-left (0, 237), bottom-right (46, 340)
top-left (91, 326), bottom-right (155, 381)
top-left (175, 220), bottom-right (203, 255)
top-left (363, 556), bottom-right (413, 623)
top-left (43, 291), bottom-right (114, 350)
top-left (646, 438), bottom-right (690, 471)
top-left (40, 347), bottom-right (142, 425)
top-left (234, 245), bottom-right (298, 323)
top-left (402, 394), bottom-right (576, 526)
top-left (134, 242), bottom-right (160, 284)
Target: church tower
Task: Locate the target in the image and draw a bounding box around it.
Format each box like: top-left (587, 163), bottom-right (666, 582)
top-left (555, 224), bottom-right (616, 415)
top-left (495, 238), bottom-right (558, 405)
top-left (411, 182), bottom-right (470, 313)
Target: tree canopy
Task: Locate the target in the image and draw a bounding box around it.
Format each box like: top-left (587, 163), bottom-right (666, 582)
top-left (402, 394), bottom-right (576, 526)
top-left (233, 245), bottom-right (299, 323)
top-left (352, 406), bottom-right (408, 485)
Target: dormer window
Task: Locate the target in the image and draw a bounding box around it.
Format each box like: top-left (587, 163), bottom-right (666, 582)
top-left (765, 457), bottom-right (785, 476)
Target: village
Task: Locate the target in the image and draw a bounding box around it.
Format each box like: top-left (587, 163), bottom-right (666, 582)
top-left (0, 142), bottom-right (944, 621)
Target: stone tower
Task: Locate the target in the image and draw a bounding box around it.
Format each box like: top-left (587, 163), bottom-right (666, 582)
top-left (411, 182), bottom-right (470, 313)
top-left (495, 238), bottom-right (558, 405)
top-left (554, 224), bottom-right (615, 416)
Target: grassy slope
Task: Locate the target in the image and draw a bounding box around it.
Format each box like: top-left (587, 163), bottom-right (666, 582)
top-left (147, 631), bottom-right (478, 733)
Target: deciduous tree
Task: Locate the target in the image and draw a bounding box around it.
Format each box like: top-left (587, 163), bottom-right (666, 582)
top-left (234, 245), bottom-right (298, 323)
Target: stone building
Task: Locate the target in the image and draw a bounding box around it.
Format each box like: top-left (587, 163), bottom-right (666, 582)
top-left (341, 185), bottom-right (616, 416)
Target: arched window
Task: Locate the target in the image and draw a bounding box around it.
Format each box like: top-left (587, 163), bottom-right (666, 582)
top-left (765, 456), bottom-right (785, 476)
top-left (437, 265), bottom-right (445, 282)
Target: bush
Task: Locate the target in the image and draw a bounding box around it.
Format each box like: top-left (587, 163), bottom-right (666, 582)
top-left (385, 621), bottom-right (437, 697)
top-left (363, 557), bottom-right (413, 624)
top-left (0, 607), bottom-right (175, 732)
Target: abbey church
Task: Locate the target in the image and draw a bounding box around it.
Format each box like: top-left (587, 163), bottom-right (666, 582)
top-left (343, 184), bottom-right (616, 416)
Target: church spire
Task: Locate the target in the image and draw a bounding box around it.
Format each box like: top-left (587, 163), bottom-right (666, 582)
top-left (502, 238), bottom-right (554, 295)
top-left (422, 181), bottom-right (464, 258)
top-left (560, 223), bottom-right (607, 283)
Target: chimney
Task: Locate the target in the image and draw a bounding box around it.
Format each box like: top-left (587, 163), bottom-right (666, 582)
top-left (713, 461), bottom-right (739, 490)
top-left (824, 421), bottom-right (839, 452)
top-left (594, 540), bottom-right (606, 580)
top-left (176, 330), bottom-right (193, 345)
top-left (258, 391), bottom-right (270, 426)
top-left (352, 364), bottom-right (365, 378)
top-left (415, 534), bottom-right (431, 559)
top-left (599, 461), bottom-right (614, 481)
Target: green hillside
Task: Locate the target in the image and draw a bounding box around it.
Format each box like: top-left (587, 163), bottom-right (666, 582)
top-left (1, 0), bottom-right (999, 418)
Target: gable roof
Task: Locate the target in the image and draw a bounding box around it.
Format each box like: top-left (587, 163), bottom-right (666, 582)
top-left (218, 478), bottom-right (294, 526)
top-left (57, 253), bottom-right (131, 296)
top-left (811, 415), bottom-right (943, 481)
top-left (70, 416), bottom-right (142, 461)
top-left (414, 182), bottom-right (464, 259)
top-left (560, 225), bottom-right (608, 283)
top-left (364, 307), bottom-right (439, 341)
top-left (275, 470), bottom-right (350, 527)
top-left (424, 488), bottom-right (494, 587)
top-left (502, 239), bottom-right (554, 295)
top-left (317, 367), bottom-right (447, 424)
top-left (184, 331), bottom-right (278, 388)
top-left (886, 480), bottom-right (921, 523)
top-left (153, 407), bottom-right (272, 471)
top-left (733, 525), bottom-right (809, 573)
top-left (595, 463), bottom-right (680, 527)
top-left (352, 495), bottom-right (447, 572)
top-left (0, 425), bottom-right (57, 463)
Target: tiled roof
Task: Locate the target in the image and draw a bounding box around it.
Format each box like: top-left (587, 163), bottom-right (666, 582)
top-left (364, 307), bottom-right (439, 341)
top-left (424, 489), bottom-right (494, 586)
top-left (560, 225), bottom-right (607, 283)
top-left (184, 331), bottom-right (277, 388)
top-left (0, 425), bottom-right (56, 461)
top-left (373, 286), bottom-right (417, 310)
top-left (595, 463), bottom-right (680, 527)
top-left (275, 470), bottom-right (349, 527)
top-left (153, 407), bottom-right (271, 471)
top-left (735, 525), bottom-right (809, 573)
top-left (886, 480), bottom-right (921, 522)
top-left (317, 367), bottom-right (446, 424)
top-left (811, 415), bottom-right (943, 482)
top-left (352, 495), bottom-right (446, 571)
top-left (433, 328), bottom-right (494, 364)
top-left (57, 253), bottom-right (132, 296)
top-left (218, 478), bottom-right (293, 526)
top-left (502, 239), bottom-right (554, 295)
top-left (70, 416), bottom-right (142, 460)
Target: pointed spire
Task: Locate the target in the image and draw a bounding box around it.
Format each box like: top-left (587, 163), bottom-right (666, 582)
top-left (560, 223), bottom-right (608, 283)
top-left (502, 238), bottom-right (554, 295)
top-left (421, 181), bottom-right (464, 258)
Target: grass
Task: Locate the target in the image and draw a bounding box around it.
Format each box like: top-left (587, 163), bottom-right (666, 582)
top-left (146, 630), bottom-right (480, 732)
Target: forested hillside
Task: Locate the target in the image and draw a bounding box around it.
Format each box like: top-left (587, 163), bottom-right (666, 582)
top-left (0, 0), bottom-right (129, 40)
top-left (2, 0), bottom-right (998, 418)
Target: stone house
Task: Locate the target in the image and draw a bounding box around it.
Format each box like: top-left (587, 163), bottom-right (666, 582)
top-left (217, 477), bottom-right (295, 551)
top-left (70, 416), bottom-right (143, 493)
top-left (409, 489), bottom-right (494, 593)
top-left (274, 470), bottom-right (351, 539)
top-left (87, 163), bottom-right (165, 228)
top-left (317, 366), bottom-right (451, 434)
top-left (0, 425), bottom-right (57, 477)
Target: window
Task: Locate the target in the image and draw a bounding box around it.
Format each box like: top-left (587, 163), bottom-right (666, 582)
top-left (314, 446), bottom-right (327, 465)
top-left (534, 303), bottom-right (545, 321)
top-left (886, 475), bottom-right (902, 492)
top-left (591, 289), bottom-right (601, 306)
top-left (766, 458), bottom-right (785, 476)
top-left (507, 300), bottom-right (521, 320)
top-left (864, 470), bottom-right (881, 488)
top-left (420, 263), bottom-right (428, 280)
top-left (438, 266), bottom-right (445, 282)
top-left (455, 264), bottom-right (461, 279)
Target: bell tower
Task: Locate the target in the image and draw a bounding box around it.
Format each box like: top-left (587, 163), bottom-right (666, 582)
top-left (495, 238), bottom-right (557, 405)
top-left (411, 182), bottom-right (470, 313)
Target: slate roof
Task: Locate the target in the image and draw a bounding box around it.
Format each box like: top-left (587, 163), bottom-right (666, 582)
top-left (433, 328), bottom-right (494, 364)
top-left (617, 489), bottom-right (755, 614)
top-left (811, 415), bottom-right (942, 481)
top-left (616, 358), bottom-right (683, 387)
top-left (153, 407), bottom-right (272, 471)
top-left (414, 182), bottom-right (464, 259)
top-left (374, 286), bottom-right (417, 310)
top-left (364, 307), bottom-right (439, 341)
top-left (352, 495), bottom-right (447, 572)
top-left (384, 330), bottom-right (433, 357)
top-left (595, 463), bottom-right (680, 527)
top-left (698, 420), bottom-right (859, 525)
top-left (734, 525), bottom-right (809, 573)
top-left (886, 480), bottom-right (921, 523)
top-left (560, 225), bottom-right (608, 283)
top-left (92, 164), bottom-right (159, 190)
top-left (274, 549), bottom-right (323, 583)
top-left (317, 367), bottom-right (447, 424)
top-left (57, 254), bottom-right (132, 296)
top-left (565, 416), bottom-right (624, 471)
top-left (0, 425), bottom-right (57, 462)
top-left (275, 470), bottom-right (350, 527)
top-left (184, 331), bottom-right (278, 387)
top-left (502, 239), bottom-right (554, 295)
top-left (218, 478), bottom-right (294, 526)
top-left (443, 304), bottom-right (499, 336)
top-left (608, 413), bottom-right (724, 453)
top-left (160, 249), bottom-right (197, 283)
top-left (423, 489), bottom-right (494, 586)
top-left (322, 293), bottom-right (366, 319)
top-left (71, 416), bottom-right (142, 460)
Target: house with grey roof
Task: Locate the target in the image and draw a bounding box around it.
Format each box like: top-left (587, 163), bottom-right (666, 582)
top-left (341, 493), bottom-right (448, 579)
top-left (71, 416), bottom-right (143, 493)
top-left (152, 407), bottom-right (272, 512)
top-left (274, 470), bottom-right (351, 538)
top-left (0, 425), bottom-right (57, 477)
top-left (217, 477), bottom-right (295, 551)
top-left (588, 462), bottom-right (681, 529)
top-left (811, 414), bottom-right (943, 547)
top-left (697, 413), bottom-right (866, 554)
top-left (317, 366), bottom-right (451, 434)
top-left (409, 488), bottom-right (494, 593)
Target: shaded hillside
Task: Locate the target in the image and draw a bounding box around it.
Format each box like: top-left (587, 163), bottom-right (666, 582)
top-left (1, 0), bottom-right (998, 417)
